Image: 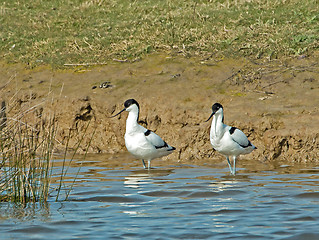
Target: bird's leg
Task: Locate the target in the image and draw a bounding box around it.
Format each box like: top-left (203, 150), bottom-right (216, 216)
top-left (232, 156), bottom-right (236, 175)
top-left (142, 160), bottom-right (146, 169)
top-left (226, 156), bottom-right (233, 175)
top-left (147, 160), bottom-right (151, 170)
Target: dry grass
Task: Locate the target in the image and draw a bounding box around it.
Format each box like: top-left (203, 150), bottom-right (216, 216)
top-left (0, 0), bottom-right (318, 67)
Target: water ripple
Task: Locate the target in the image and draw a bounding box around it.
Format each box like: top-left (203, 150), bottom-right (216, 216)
top-left (1, 155), bottom-right (319, 240)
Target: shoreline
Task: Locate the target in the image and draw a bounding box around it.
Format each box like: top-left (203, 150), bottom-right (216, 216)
top-left (1, 54), bottom-right (318, 163)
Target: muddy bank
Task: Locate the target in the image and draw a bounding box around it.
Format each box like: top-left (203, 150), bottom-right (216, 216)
top-left (1, 54), bottom-right (318, 164)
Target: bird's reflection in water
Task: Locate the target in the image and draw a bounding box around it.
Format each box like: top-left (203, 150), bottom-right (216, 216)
top-left (124, 169), bottom-right (174, 189)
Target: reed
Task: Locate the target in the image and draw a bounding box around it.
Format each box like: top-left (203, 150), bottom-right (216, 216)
top-left (0, 98), bottom-right (93, 203)
top-left (0, 100), bottom-right (53, 203)
top-left (55, 119), bottom-right (95, 201)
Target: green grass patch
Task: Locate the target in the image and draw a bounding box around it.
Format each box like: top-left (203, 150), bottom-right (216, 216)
top-left (1, 0), bottom-right (318, 67)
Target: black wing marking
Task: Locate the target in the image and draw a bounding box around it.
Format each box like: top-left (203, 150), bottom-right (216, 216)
top-left (155, 141), bottom-right (168, 149)
top-left (241, 140), bottom-right (252, 148)
top-left (229, 127), bottom-right (237, 135)
top-left (144, 129), bottom-right (151, 136)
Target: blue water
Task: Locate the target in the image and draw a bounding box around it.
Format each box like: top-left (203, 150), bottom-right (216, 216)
top-left (1, 154), bottom-right (319, 239)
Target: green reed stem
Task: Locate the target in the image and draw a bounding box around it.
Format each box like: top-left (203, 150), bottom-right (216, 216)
top-left (65, 123), bottom-right (96, 200)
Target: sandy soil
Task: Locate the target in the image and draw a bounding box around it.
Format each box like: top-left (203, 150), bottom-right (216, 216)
top-left (1, 53), bottom-right (318, 166)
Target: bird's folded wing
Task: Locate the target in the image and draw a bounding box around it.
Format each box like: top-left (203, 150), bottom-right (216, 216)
top-left (230, 128), bottom-right (250, 148)
top-left (144, 130), bottom-right (168, 149)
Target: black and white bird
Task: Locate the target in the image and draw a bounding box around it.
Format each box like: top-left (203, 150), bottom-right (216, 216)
top-left (206, 103), bottom-right (256, 175)
top-left (111, 99), bottom-right (175, 169)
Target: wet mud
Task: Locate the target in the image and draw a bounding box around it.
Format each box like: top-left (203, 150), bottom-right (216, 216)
top-left (0, 53), bottom-right (318, 165)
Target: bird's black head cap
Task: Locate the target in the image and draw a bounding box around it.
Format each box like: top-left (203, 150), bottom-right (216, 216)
top-left (110, 99), bottom-right (139, 118)
top-left (205, 102), bottom-right (224, 122)
top-left (124, 99), bottom-right (139, 109)
top-left (212, 103), bottom-right (223, 113)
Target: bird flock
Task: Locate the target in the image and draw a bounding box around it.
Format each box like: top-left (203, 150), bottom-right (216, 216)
top-left (111, 99), bottom-right (256, 175)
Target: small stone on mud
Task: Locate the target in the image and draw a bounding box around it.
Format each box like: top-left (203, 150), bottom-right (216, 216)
top-left (259, 96), bottom-right (272, 101)
top-left (99, 81), bottom-right (112, 88)
top-left (171, 73), bottom-right (181, 78)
